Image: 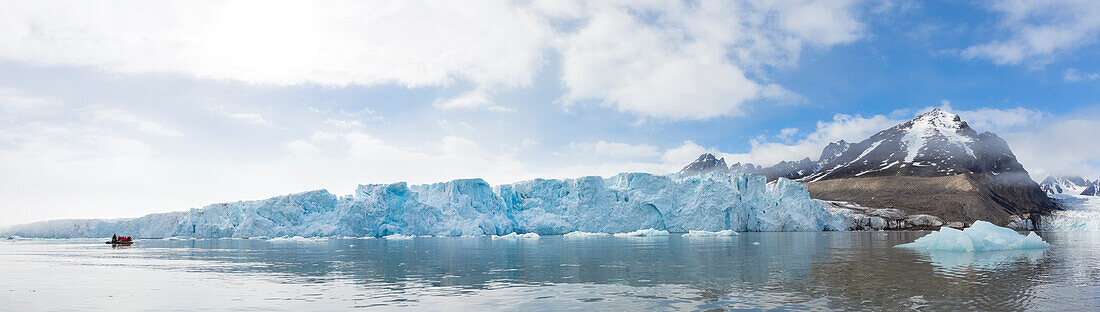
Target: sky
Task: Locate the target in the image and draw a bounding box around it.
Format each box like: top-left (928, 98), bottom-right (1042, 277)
top-left (1, 0), bottom-right (1099, 226)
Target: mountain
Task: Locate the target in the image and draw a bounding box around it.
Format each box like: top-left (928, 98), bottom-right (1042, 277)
top-left (679, 153), bottom-right (729, 176)
top-left (1041, 176), bottom-right (1100, 196)
top-left (683, 108), bottom-right (1057, 226)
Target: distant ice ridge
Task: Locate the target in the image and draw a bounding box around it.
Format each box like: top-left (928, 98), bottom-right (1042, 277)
top-left (1, 172), bottom-right (849, 238)
top-left (896, 221), bottom-right (1049, 252)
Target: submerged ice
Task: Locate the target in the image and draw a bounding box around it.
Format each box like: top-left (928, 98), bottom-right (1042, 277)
top-left (2, 172), bottom-right (849, 238)
top-left (897, 221), bottom-right (1049, 252)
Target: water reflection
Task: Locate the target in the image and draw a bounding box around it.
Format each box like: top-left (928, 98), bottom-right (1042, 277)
top-left (2, 232), bottom-right (1099, 311)
top-left (922, 249), bottom-right (1046, 271)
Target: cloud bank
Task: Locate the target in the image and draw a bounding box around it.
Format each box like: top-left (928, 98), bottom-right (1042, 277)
top-left (0, 0), bottom-right (866, 120)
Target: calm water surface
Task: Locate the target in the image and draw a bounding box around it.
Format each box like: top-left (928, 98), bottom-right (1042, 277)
top-left (2, 232), bottom-right (1099, 311)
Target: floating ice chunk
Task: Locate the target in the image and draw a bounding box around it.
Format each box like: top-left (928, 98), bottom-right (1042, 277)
top-left (563, 231), bottom-right (612, 238)
top-left (493, 232), bottom-right (541, 239)
top-left (681, 230), bottom-right (739, 237)
top-left (382, 234), bottom-right (415, 240)
top-left (896, 221), bottom-right (1050, 251)
top-left (268, 236), bottom-right (327, 243)
top-left (612, 229), bottom-right (669, 237)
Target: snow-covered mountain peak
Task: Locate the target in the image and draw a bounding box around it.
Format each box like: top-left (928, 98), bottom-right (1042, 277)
top-left (906, 108), bottom-right (967, 131)
top-left (897, 108), bottom-right (976, 163)
top-left (1041, 176), bottom-right (1100, 196)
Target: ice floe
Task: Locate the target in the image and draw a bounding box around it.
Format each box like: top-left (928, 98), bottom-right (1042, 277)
top-left (680, 230), bottom-right (738, 237)
top-left (896, 221), bottom-right (1049, 252)
top-left (612, 229), bottom-right (669, 237)
top-left (563, 231), bottom-right (611, 238)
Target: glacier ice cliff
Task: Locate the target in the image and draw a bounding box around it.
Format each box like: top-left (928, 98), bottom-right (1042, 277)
top-left (1038, 195), bottom-right (1100, 231)
top-left (1, 172), bottom-right (851, 238)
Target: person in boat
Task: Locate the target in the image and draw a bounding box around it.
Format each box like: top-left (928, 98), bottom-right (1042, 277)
top-left (112, 234), bottom-right (117, 243)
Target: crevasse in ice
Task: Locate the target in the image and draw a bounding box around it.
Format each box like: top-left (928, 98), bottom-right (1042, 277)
top-left (1, 172), bottom-right (850, 238)
top-left (896, 221), bottom-right (1050, 251)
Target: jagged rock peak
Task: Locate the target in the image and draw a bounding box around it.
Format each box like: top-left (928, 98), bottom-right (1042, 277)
top-left (679, 153), bottom-right (729, 176)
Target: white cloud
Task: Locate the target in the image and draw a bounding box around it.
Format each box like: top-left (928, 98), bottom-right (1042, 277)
top-left (226, 112), bottom-right (271, 126)
top-left (92, 109), bottom-right (184, 137)
top-left (324, 118), bottom-right (364, 129)
top-left (0, 0), bottom-right (552, 89)
top-left (560, 141), bottom-right (661, 160)
top-left (557, 1), bottom-right (865, 120)
top-left (0, 88), bottom-right (56, 115)
top-left (0, 0), bottom-right (866, 119)
top-left (950, 106), bottom-right (1044, 132)
top-left (1004, 118), bottom-right (1100, 178)
top-left (778, 127), bottom-right (799, 139)
top-left (1064, 68), bottom-right (1099, 82)
top-left (285, 139), bottom-right (321, 155)
top-left (432, 87), bottom-right (513, 112)
top-left (720, 113), bottom-right (901, 166)
top-left (962, 0), bottom-right (1100, 66)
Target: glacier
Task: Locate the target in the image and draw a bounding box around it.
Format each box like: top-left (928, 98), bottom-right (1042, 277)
top-left (896, 221), bottom-right (1049, 252)
top-left (1039, 195), bottom-right (1100, 231)
top-left (1, 172), bottom-right (851, 238)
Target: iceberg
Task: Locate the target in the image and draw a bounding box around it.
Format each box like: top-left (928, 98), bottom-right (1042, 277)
top-left (1, 172), bottom-right (850, 238)
top-left (681, 230), bottom-right (738, 237)
top-left (896, 221), bottom-right (1050, 252)
top-left (612, 229), bottom-right (670, 237)
top-left (563, 231), bottom-right (611, 238)
top-left (383, 234), bottom-right (415, 240)
top-left (492, 233), bottom-right (541, 239)
top-left (268, 236), bottom-right (327, 243)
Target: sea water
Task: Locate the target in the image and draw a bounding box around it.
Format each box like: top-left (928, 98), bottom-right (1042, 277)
top-left (2, 232), bottom-right (1098, 311)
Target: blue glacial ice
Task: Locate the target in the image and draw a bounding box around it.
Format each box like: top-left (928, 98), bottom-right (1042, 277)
top-left (896, 221), bottom-right (1050, 252)
top-left (1, 172), bottom-right (850, 238)
top-left (1040, 194), bottom-right (1100, 231)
